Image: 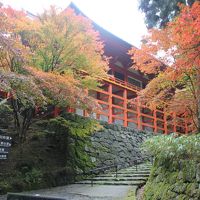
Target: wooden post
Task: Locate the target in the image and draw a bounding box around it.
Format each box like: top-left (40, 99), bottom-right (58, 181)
top-left (54, 107), bottom-right (60, 117)
top-left (108, 83), bottom-right (112, 124)
top-left (83, 110), bottom-right (88, 117)
top-left (123, 89), bottom-right (128, 127)
top-left (173, 112), bottom-right (177, 133)
top-left (137, 97), bottom-right (141, 130)
top-left (153, 110), bottom-right (157, 133)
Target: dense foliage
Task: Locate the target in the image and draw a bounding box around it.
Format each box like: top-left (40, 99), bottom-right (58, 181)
top-left (142, 134), bottom-right (200, 163)
top-left (0, 4), bottom-right (109, 141)
top-left (138, 0), bottom-right (196, 28)
top-left (130, 2), bottom-right (200, 131)
top-left (47, 112), bottom-right (102, 172)
top-left (0, 112), bottom-right (101, 194)
top-left (142, 134), bottom-right (200, 199)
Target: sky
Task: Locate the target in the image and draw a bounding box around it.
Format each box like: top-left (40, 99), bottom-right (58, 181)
top-left (1, 0), bottom-right (147, 47)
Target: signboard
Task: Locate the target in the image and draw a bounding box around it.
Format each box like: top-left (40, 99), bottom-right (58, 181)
top-left (0, 154), bottom-right (8, 160)
top-left (0, 147), bottom-right (9, 153)
top-left (0, 134), bottom-right (12, 160)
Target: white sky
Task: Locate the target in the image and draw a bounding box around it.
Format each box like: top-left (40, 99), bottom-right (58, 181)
top-left (1, 0), bottom-right (147, 47)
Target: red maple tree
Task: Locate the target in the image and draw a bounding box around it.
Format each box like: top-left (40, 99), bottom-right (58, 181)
top-left (129, 2), bottom-right (200, 132)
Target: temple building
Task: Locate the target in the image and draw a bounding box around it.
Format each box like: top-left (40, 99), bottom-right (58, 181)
top-left (66, 3), bottom-right (190, 134)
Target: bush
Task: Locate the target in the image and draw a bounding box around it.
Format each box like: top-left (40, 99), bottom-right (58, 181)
top-left (142, 133), bottom-right (200, 164)
top-left (142, 134), bottom-right (200, 200)
top-left (47, 112), bottom-right (102, 173)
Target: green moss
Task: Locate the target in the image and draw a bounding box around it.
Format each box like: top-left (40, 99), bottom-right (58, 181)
top-left (0, 112), bottom-right (101, 194)
top-left (142, 134), bottom-right (200, 200)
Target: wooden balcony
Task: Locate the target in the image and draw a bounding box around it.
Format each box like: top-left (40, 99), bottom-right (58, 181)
top-left (102, 75), bottom-right (142, 93)
top-left (92, 78), bottom-right (192, 134)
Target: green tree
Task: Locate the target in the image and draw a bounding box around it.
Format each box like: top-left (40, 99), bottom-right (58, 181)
top-left (138, 0), bottom-right (196, 28)
top-left (21, 6), bottom-right (109, 90)
top-left (0, 72), bottom-right (46, 142)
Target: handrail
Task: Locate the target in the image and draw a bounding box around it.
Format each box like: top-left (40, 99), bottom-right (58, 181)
top-left (80, 160), bottom-right (141, 186)
top-left (102, 76), bottom-right (142, 92)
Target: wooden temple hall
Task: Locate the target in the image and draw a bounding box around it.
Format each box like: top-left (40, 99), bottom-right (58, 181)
top-left (0, 3), bottom-right (192, 135)
top-left (67, 3), bottom-right (192, 134)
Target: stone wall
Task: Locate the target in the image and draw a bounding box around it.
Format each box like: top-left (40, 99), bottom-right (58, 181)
top-left (143, 161), bottom-right (200, 199)
top-left (90, 122), bottom-right (153, 168)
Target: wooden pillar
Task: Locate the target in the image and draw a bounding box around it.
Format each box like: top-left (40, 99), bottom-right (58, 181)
top-left (137, 97), bottom-right (141, 130)
top-left (83, 110), bottom-right (88, 117)
top-left (123, 89), bottom-right (128, 127)
top-left (173, 112), bottom-right (177, 133)
top-left (54, 107), bottom-right (60, 117)
top-left (66, 107), bottom-right (75, 113)
top-left (153, 110), bottom-right (157, 133)
top-left (108, 83), bottom-right (112, 124)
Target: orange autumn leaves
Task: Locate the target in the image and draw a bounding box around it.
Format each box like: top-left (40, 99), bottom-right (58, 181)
top-left (0, 5), bottom-right (109, 111)
top-left (129, 2), bottom-right (200, 128)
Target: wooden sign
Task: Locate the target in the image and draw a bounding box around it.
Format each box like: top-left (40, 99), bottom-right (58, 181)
top-left (0, 135), bottom-right (12, 141)
top-left (0, 134), bottom-right (12, 160)
top-left (0, 154), bottom-right (8, 160)
top-left (0, 147), bottom-right (9, 153)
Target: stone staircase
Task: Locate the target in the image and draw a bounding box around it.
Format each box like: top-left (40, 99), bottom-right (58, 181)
top-left (78, 162), bottom-right (152, 186)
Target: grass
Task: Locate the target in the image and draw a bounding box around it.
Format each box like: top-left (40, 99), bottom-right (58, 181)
top-left (124, 187), bottom-right (136, 200)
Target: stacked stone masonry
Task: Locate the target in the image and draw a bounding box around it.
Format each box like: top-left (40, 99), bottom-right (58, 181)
top-left (90, 122), bottom-right (153, 168)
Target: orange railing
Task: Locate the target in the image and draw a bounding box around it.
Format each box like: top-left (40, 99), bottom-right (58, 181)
top-left (95, 92), bottom-right (191, 134)
top-left (102, 76), bottom-right (142, 92)
top-left (93, 77), bottom-right (192, 134)
top-left (0, 79), bottom-right (193, 134)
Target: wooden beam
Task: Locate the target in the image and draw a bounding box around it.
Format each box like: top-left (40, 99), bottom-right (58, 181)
top-left (164, 111), bottom-right (168, 134)
top-left (108, 83), bottom-right (113, 124)
top-left (123, 89), bottom-right (128, 127)
top-left (137, 97), bottom-right (141, 130)
top-left (153, 110), bottom-right (157, 133)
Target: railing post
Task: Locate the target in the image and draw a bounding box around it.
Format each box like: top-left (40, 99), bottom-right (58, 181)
top-left (54, 107), bottom-right (60, 117)
top-left (135, 160), bottom-right (138, 171)
top-left (123, 89), bottom-right (128, 127)
top-left (137, 97), bottom-right (141, 130)
top-left (83, 110), bottom-right (88, 117)
top-left (153, 110), bottom-right (157, 133)
top-left (108, 83), bottom-right (113, 124)
top-left (115, 165), bottom-right (118, 178)
top-left (91, 175), bottom-right (94, 187)
top-left (164, 110), bottom-right (168, 134)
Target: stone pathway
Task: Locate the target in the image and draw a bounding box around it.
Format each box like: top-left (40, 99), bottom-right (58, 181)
top-left (1, 185), bottom-right (133, 200)
top-left (0, 163), bottom-right (151, 200)
top-left (78, 162), bottom-right (151, 186)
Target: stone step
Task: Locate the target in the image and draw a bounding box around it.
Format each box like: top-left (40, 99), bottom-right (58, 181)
top-left (78, 180), bottom-right (145, 186)
top-left (119, 169), bottom-right (151, 173)
top-left (119, 167), bottom-right (151, 171)
top-left (97, 173), bottom-right (150, 178)
top-left (116, 171), bottom-right (150, 175)
top-left (85, 177), bottom-right (148, 181)
top-left (121, 165), bottom-right (151, 169)
top-left (121, 166), bottom-right (152, 170)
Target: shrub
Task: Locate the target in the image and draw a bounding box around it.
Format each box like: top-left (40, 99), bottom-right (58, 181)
top-left (142, 133), bottom-right (200, 164)
top-left (142, 134), bottom-right (200, 200)
top-left (47, 112), bottom-right (102, 173)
